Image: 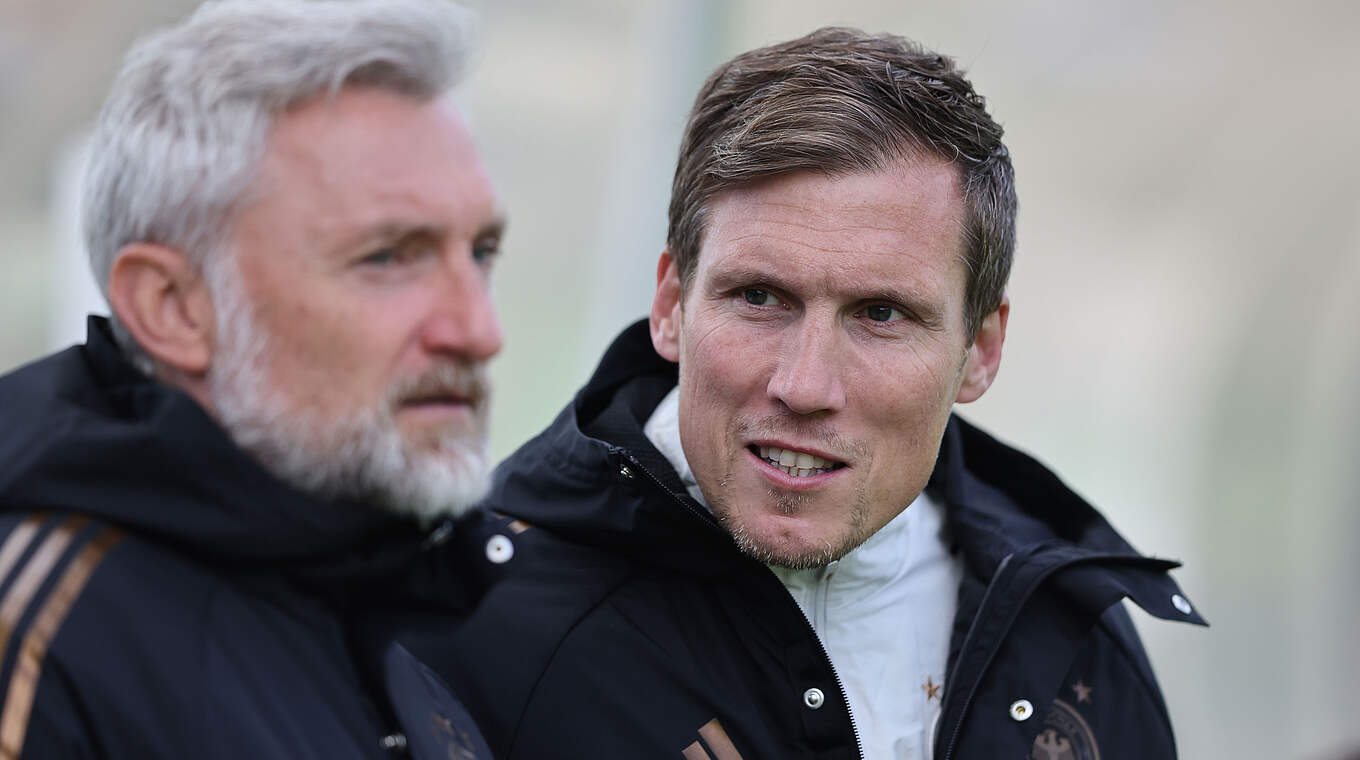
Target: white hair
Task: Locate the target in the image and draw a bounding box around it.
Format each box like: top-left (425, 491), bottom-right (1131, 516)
top-left (205, 254), bottom-right (493, 521)
top-left (81, 0), bottom-right (477, 371)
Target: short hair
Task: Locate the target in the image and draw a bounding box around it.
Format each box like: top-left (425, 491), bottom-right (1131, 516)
top-left (667, 27), bottom-right (1016, 338)
top-left (82, 0), bottom-right (476, 369)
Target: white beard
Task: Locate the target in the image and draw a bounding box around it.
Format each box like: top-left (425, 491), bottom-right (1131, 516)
top-left (205, 261), bottom-right (492, 522)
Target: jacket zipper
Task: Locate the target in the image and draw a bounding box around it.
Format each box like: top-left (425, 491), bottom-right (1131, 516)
top-left (618, 449), bottom-right (866, 760)
top-left (614, 450), bottom-right (726, 534)
top-left (790, 582), bottom-right (865, 760)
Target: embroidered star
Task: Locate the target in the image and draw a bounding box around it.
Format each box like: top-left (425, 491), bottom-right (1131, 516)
top-left (922, 676), bottom-right (943, 702)
top-left (1072, 679), bottom-right (1093, 704)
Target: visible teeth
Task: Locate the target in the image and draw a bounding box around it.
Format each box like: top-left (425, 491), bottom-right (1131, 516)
top-left (757, 445), bottom-right (839, 477)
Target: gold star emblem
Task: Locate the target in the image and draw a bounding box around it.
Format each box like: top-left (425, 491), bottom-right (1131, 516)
top-left (1072, 679), bottom-right (1093, 704)
top-left (922, 676), bottom-right (943, 702)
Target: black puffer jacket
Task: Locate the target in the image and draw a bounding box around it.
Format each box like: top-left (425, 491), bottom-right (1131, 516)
top-left (0, 318), bottom-right (498, 759)
top-left (419, 320), bottom-right (1207, 759)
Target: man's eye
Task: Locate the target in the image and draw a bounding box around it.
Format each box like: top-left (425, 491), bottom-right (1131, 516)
top-left (861, 304), bottom-right (906, 322)
top-left (472, 238), bottom-right (500, 264)
top-left (743, 288), bottom-right (778, 306)
top-left (362, 248), bottom-right (401, 266)
top-left (361, 240), bottom-right (436, 268)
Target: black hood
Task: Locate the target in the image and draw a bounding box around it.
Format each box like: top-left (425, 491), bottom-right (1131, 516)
top-left (486, 320), bottom-right (742, 575)
top-left (488, 319), bottom-right (1158, 579)
top-left (0, 318), bottom-right (439, 589)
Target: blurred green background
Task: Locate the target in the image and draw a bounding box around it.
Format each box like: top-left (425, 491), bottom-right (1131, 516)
top-left (3, 1), bottom-right (1358, 757)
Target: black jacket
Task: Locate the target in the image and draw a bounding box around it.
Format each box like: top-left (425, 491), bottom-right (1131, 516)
top-left (0, 318), bottom-right (496, 759)
top-left (421, 320), bottom-right (1208, 759)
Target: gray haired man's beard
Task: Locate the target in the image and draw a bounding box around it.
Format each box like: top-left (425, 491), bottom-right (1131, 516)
top-left (205, 274), bottom-right (492, 523)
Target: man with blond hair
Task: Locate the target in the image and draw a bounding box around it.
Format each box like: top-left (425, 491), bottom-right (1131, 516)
top-left (0, 1), bottom-right (506, 757)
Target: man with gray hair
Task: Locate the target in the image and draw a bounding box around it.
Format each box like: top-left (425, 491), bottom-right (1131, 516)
top-left (0, 1), bottom-right (504, 757)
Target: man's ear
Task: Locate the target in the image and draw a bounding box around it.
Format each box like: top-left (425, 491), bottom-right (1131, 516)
top-left (955, 295), bottom-right (1009, 404)
top-left (649, 249), bottom-right (683, 363)
top-left (106, 243), bottom-right (216, 376)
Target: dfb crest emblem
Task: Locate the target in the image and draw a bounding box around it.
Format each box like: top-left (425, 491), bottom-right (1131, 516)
top-left (1028, 699), bottom-right (1100, 760)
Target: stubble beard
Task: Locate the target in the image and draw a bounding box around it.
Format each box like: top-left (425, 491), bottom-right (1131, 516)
top-left (704, 419), bottom-right (873, 570)
top-left (205, 263), bottom-right (492, 522)
top-left (713, 487), bottom-right (872, 570)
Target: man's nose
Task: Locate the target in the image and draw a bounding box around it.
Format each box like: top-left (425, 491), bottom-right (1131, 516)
top-left (765, 317), bottom-right (847, 416)
top-left (418, 252), bottom-right (503, 362)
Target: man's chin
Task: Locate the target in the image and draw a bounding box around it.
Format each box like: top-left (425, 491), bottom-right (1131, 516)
top-left (717, 510), bottom-right (861, 570)
top-left (373, 445), bottom-right (491, 523)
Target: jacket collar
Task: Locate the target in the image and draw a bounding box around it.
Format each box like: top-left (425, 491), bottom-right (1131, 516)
top-left (928, 415), bottom-right (1150, 581)
top-left (0, 317), bottom-right (438, 590)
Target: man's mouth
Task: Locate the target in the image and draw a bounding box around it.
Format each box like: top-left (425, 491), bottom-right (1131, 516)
top-left (395, 389), bottom-right (484, 424)
top-left (400, 392), bottom-right (473, 408)
top-left (392, 364), bottom-right (488, 413)
top-left (749, 445), bottom-right (847, 478)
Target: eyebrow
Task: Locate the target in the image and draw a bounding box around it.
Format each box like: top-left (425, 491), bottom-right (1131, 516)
top-left (477, 216), bottom-right (507, 243)
top-left (707, 265), bottom-right (947, 328)
top-left (340, 214), bottom-right (507, 255)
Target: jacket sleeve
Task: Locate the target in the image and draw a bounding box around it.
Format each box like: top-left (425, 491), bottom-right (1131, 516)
top-left (0, 514), bottom-right (121, 760)
top-left (10, 663), bottom-right (101, 760)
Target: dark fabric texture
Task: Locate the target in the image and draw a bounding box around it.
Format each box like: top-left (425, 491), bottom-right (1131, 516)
top-left (420, 319), bottom-right (1207, 760)
top-left (0, 317), bottom-right (500, 759)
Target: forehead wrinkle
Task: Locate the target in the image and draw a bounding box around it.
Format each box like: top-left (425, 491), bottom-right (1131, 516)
top-left (716, 195), bottom-right (963, 260)
top-left (317, 174), bottom-right (491, 256)
top-left (265, 113), bottom-right (490, 237)
top-left (713, 218), bottom-right (950, 275)
top-left (718, 228), bottom-right (933, 260)
top-left (729, 192), bottom-right (938, 230)
top-left (721, 216), bottom-right (917, 241)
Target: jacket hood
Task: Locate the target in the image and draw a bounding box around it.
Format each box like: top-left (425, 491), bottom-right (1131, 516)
top-left (487, 321), bottom-right (745, 574)
top-left (0, 318), bottom-right (436, 586)
top-left (489, 319), bottom-right (1160, 578)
